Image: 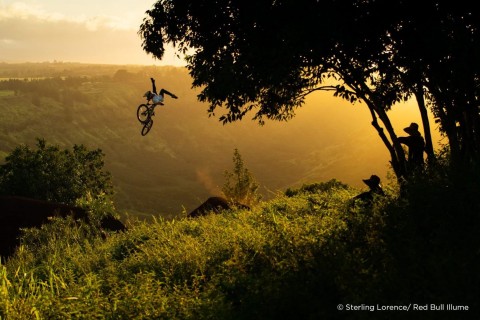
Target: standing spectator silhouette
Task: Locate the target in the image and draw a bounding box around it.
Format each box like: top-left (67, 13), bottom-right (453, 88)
top-left (398, 122), bottom-right (425, 173)
top-left (353, 174), bottom-right (385, 204)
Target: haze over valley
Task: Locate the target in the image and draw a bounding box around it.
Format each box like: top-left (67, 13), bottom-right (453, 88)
top-left (0, 63), bottom-right (441, 218)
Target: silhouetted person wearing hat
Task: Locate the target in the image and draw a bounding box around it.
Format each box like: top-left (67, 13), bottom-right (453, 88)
top-left (353, 174), bottom-right (385, 204)
top-left (398, 122), bottom-right (425, 173)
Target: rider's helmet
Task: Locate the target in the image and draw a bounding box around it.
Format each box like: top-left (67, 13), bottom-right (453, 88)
top-left (143, 91), bottom-right (153, 99)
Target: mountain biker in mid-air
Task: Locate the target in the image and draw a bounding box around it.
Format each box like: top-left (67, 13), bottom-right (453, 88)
top-left (143, 77), bottom-right (178, 105)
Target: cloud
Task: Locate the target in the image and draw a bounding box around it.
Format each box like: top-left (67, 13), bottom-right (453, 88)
top-left (1, 38), bottom-right (15, 44)
top-left (0, 2), bottom-right (136, 31)
top-left (0, 2), bottom-right (183, 65)
top-left (0, 2), bottom-right (52, 20)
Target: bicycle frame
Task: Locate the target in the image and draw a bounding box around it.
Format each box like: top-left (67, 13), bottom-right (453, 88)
top-left (137, 98), bottom-right (164, 136)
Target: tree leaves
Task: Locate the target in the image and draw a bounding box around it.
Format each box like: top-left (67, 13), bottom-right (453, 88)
top-left (0, 139), bottom-right (113, 205)
top-left (140, 0), bottom-right (480, 174)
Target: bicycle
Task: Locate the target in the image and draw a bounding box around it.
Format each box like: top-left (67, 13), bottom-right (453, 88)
top-left (137, 101), bottom-right (163, 136)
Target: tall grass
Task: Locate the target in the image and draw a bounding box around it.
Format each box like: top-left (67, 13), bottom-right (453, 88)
top-left (1, 175), bottom-right (478, 319)
top-left (1, 181), bottom-right (385, 319)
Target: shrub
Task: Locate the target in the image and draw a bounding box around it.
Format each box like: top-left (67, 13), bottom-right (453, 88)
top-left (222, 148), bottom-right (261, 206)
top-left (0, 139), bottom-right (113, 204)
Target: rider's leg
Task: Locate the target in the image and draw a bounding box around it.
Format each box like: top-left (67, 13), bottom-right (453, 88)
top-left (159, 88), bottom-right (178, 99)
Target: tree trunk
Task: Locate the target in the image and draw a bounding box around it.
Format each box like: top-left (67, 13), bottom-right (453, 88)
top-left (414, 84), bottom-right (435, 163)
top-left (365, 101), bottom-right (407, 181)
top-left (374, 102), bottom-right (408, 177)
top-left (462, 104), bottom-right (480, 165)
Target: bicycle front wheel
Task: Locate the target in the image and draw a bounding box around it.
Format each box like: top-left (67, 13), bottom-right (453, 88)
top-left (141, 119), bottom-right (154, 136)
top-left (137, 104), bottom-right (150, 123)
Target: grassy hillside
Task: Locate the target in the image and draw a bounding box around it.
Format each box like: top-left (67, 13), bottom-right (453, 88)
top-left (0, 181), bottom-right (377, 319)
top-left (1, 175), bottom-right (478, 319)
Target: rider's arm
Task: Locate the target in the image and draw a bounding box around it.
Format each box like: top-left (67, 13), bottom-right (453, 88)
top-left (150, 78), bottom-right (157, 94)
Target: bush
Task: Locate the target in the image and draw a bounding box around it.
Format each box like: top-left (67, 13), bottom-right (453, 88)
top-left (0, 138), bottom-right (113, 204)
top-left (222, 148), bottom-right (261, 206)
top-left (380, 163), bottom-right (480, 315)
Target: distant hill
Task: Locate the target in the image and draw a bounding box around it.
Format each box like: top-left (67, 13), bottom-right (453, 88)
top-left (0, 62), bottom-right (440, 219)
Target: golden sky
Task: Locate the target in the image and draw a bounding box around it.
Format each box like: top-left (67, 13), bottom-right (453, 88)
top-left (0, 0), bottom-right (184, 65)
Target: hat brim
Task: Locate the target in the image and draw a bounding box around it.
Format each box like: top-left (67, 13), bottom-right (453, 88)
top-left (404, 127), bottom-right (418, 135)
top-left (363, 179), bottom-right (381, 188)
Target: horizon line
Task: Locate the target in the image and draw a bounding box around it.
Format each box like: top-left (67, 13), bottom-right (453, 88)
top-left (0, 60), bottom-right (187, 68)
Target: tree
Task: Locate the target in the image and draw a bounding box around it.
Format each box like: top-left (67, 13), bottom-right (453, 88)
top-left (0, 139), bottom-right (113, 205)
top-left (384, 1), bottom-right (480, 168)
top-left (222, 148), bottom-right (261, 206)
top-left (140, 0), bottom-right (479, 180)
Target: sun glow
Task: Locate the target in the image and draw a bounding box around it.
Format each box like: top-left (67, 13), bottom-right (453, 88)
top-left (0, 0), bottom-right (185, 66)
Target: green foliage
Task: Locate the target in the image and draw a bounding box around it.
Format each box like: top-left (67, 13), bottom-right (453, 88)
top-left (222, 148), bottom-right (261, 206)
top-left (285, 179), bottom-right (350, 197)
top-left (0, 182), bottom-right (385, 319)
top-left (0, 77), bottom-right (90, 105)
top-left (76, 191), bottom-right (119, 227)
top-left (0, 139), bottom-right (113, 204)
top-left (1, 170), bottom-right (478, 319)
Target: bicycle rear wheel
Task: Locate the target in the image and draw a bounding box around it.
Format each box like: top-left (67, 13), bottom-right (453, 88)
top-left (137, 104), bottom-right (150, 123)
top-left (141, 119), bottom-right (154, 136)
